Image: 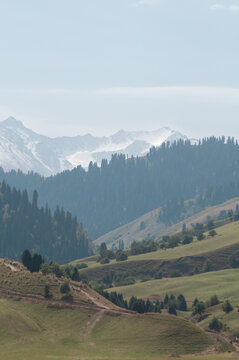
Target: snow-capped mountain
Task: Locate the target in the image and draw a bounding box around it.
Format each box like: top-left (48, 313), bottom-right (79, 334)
top-left (0, 117), bottom-right (194, 176)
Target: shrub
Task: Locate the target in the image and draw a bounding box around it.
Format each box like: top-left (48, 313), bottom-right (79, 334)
top-left (41, 262), bottom-right (51, 275)
top-left (100, 257), bottom-right (110, 264)
top-left (44, 284), bottom-right (52, 299)
top-left (76, 263), bottom-right (88, 269)
top-left (168, 302), bottom-right (177, 315)
top-left (209, 294), bottom-right (220, 307)
top-left (192, 301), bottom-right (206, 315)
top-left (209, 229), bottom-right (217, 237)
top-left (207, 220), bottom-right (215, 231)
top-left (222, 300), bottom-right (233, 313)
top-left (116, 250), bottom-right (128, 262)
top-left (51, 262), bottom-right (63, 278)
top-left (182, 235), bottom-right (193, 245)
top-left (131, 239), bottom-right (157, 255)
top-left (197, 232), bottom-right (204, 241)
top-left (59, 281), bottom-right (70, 294)
top-left (209, 317), bottom-right (223, 332)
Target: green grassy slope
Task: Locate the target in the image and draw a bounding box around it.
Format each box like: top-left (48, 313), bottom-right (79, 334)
top-left (79, 220), bottom-right (239, 270)
top-left (112, 268), bottom-right (239, 335)
top-left (112, 269), bottom-right (239, 302)
top-left (0, 258), bottom-right (214, 359)
top-left (94, 197), bottom-right (239, 249)
top-left (0, 298), bottom-right (236, 360)
top-left (0, 299), bottom-right (212, 360)
top-left (76, 221), bottom-right (239, 281)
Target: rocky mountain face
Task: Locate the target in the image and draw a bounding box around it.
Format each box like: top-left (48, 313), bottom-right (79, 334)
top-left (0, 117), bottom-right (192, 176)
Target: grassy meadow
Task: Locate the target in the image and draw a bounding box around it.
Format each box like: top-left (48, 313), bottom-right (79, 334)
top-left (0, 299), bottom-right (212, 360)
top-left (75, 221), bottom-right (239, 271)
top-left (112, 269), bottom-right (239, 303)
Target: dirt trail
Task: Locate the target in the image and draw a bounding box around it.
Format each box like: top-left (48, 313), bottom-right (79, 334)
top-left (5, 263), bottom-right (19, 272)
top-left (85, 310), bottom-right (104, 335)
top-left (71, 283), bottom-right (111, 310)
top-left (206, 330), bottom-right (239, 354)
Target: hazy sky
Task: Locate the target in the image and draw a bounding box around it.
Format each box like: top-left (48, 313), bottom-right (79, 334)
top-left (0, 0), bottom-right (239, 138)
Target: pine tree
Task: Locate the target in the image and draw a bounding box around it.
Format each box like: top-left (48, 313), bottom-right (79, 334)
top-left (21, 249), bottom-right (32, 271)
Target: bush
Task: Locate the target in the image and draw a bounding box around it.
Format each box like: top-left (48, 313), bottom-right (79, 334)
top-left (182, 235), bottom-right (193, 245)
top-left (209, 317), bottom-right (223, 332)
top-left (207, 220), bottom-right (215, 231)
top-left (51, 262), bottom-right (63, 278)
top-left (209, 229), bottom-right (217, 237)
top-left (116, 250), bottom-right (128, 262)
top-left (222, 300), bottom-right (233, 313)
top-left (168, 302), bottom-right (177, 315)
top-left (192, 301), bottom-right (206, 315)
top-left (114, 277), bottom-right (135, 286)
top-left (76, 263), bottom-right (88, 269)
top-left (44, 284), bottom-right (52, 299)
top-left (41, 262), bottom-right (51, 275)
top-left (167, 235), bottom-right (181, 249)
top-left (59, 281), bottom-right (70, 294)
top-left (100, 257), bottom-right (110, 264)
top-left (196, 232), bottom-right (204, 241)
top-left (131, 239), bottom-right (157, 255)
top-left (209, 294), bottom-right (220, 307)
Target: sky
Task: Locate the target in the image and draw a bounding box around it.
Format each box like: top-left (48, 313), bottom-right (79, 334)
top-left (0, 0), bottom-right (239, 139)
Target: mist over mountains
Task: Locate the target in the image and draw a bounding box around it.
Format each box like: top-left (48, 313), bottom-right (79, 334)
top-left (0, 117), bottom-right (191, 176)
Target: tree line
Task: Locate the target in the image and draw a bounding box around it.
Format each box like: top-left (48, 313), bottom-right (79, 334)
top-left (0, 182), bottom-right (89, 263)
top-left (1, 137), bottom-right (239, 239)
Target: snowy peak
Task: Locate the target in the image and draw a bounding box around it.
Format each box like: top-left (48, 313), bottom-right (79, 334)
top-left (0, 117), bottom-right (194, 176)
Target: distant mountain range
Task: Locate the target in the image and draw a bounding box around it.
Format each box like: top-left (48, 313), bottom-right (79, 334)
top-left (0, 117), bottom-right (194, 176)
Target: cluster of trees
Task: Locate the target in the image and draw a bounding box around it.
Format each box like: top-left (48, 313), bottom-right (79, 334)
top-left (21, 249), bottom-right (44, 272)
top-left (0, 182), bottom-right (89, 263)
top-left (41, 261), bottom-right (88, 282)
top-left (160, 220), bottom-right (218, 250)
top-left (192, 295), bottom-right (233, 319)
top-left (2, 137), bottom-right (239, 239)
top-left (162, 293), bottom-right (187, 316)
top-left (130, 239), bottom-right (158, 255)
top-left (99, 290), bottom-right (188, 316)
top-left (99, 290), bottom-right (162, 314)
top-left (100, 270), bottom-right (135, 287)
top-left (97, 242), bottom-right (128, 264)
top-left (21, 250), bottom-right (87, 283)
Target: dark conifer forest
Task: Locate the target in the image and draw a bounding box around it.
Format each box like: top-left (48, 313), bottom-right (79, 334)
top-left (0, 182), bottom-right (89, 262)
top-left (1, 137), bottom-right (239, 239)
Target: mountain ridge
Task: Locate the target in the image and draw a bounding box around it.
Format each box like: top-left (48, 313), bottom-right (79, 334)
top-left (0, 117), bottom-right (193, 176)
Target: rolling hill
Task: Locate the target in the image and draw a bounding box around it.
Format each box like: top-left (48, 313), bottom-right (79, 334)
top-left (94, 197), bottom-right (239, 249)
top-left (75, 219), bottom-right (239, 280)
top-left (0, 258), bottom-right (213, 360)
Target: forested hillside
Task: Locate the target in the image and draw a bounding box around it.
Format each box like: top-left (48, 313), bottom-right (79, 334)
top-left (0, 182), bottom-right (89, 262)
top-left (1, 137), bottom-right (239, 239)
